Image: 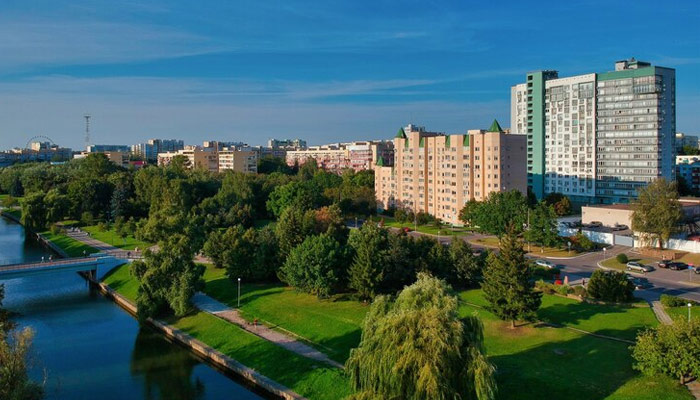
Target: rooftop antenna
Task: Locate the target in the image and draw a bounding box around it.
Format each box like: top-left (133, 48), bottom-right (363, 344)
top-left (84, 114), bottom-right (91, 150)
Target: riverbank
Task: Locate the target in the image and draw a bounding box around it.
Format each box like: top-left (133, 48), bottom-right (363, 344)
top-left (100, 265), bottom-right (350, 400)
top-left (91, 277), bottom-right (304, 400)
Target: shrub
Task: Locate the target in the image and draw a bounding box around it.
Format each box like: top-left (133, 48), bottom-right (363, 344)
top-left (587, 269), bottom-right (634, 302)
top-left (556, 284), bottom-right (570, 296)
top-left (574, 232), bottom-right (594, 251)
top-left (50, 224), bottom-right (62, 236)
top-left (660, 294), bottom-right (698, 308)
top-left (616, 253), bottom-right (628, 264)
top-left (81, 211), bottom-right (94, 226)
top-left (572, 285), bottom-right (587, 298)
top-left (532, 266), bottom-right (560, 281)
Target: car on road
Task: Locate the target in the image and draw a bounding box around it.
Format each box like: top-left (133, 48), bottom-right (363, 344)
top-left (535, 259), bottom-right (556, 269)
top-left (588, 221), bottom-right (603, 228)
top-left (612, 224), bottom-right (628, 231)
top-left (626, 261), bottom-right (653, 274)
top-left (657, 261), bottom-right (688, 270)
top-left (693, 266), bottom-right (700, 274)
top-left (630, 277), bottom-right (652, 290)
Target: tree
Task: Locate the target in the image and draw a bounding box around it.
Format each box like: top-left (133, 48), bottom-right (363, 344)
top-left (131, 235), bottom-right (204, 320)
top-left (202, 225), bottom-right (277, 282)
top-left (257, 156), bottom-right (293, 175)
top-left (632, 318), bottom-right (700, 384)
top-left (459, 191), bottom-right (528, 236)
top-left (573, 232), bottom-right (594, 251)
top-left (278, 234), bottom-right (346, 297)
top-left (346, 273), bottom-right (496, 400)
top-left (524, 202), bottom-right (560, 250)
top-left (274, 205), bottom-right (316, 258)
top-left (20, 192), bottom-right (46, 232)
top-left (631, 178), bottom-right (683, 249)
top-left (481, 228), bottom-right (541, 327)
top-left (348, 223), bottom-right (389, 300)
top-left (450, 239), bottom-right (483, 288)
top-left (0, 285), bottom-right (44, 400)
top-left (380, 232), bottom-right (416, 293)
top-left (586, 270), bottom-right (634, 303)
top-left (44, 189), bottom-right (69, 224)
top-left (543, 193), bottom-right (572, 216)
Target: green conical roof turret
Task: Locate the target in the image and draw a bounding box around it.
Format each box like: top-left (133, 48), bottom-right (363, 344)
top-left (395, 127), bottom-right (407, 139)
top-left (488, 119), bottom-right (503, 133)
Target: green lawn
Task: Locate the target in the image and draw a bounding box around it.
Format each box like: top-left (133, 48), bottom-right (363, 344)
top-left (461, 289), bottom-right (657, 341)
top-left (103, 263), bottom-right (139, 302)
top-left (666, 305), bottom-right (700, 322)
top-left (81, 225), bottom-right (152, 250)
top-left (171, 312), bottom-right (350, 400)
top-left (105, 263), bottom-right (691, 400)
top-left (471, 236), bottom-right (587, 258)
top-left (40, 230), bottom-right (98, 257)
top-left (103, 264), bottom-right (350, 400)
top-left (458, 292), bottom-right (690, 400)
top-left (203, 264), bottom-right (368, 363)
top-left (601, 256), bottom-right (656, 271)
top-left (2, 208), bottom-right (22, 220)
top-left (378, 215), bottom-right (469, 237)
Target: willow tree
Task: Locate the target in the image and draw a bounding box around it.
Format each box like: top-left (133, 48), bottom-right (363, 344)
top-left (346, 273), bottom-right (496, 400)
top-left (631, 178), bottom-right (683, 249)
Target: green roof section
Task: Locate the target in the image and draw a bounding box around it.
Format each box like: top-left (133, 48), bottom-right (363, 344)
top-left (445, 136), bottom-right (451, 148)
top-left (597, 66), bottom-right (655, 81)
top-left (395, 127), bottom-right (407, 139)
top-left (463, 134), bottom-right (469, 147)
top-left (419, 137), bottom-right (425, 148)
top-left (376, 156), bottom-right (385, 167)
top-left (488, 119), bottom-right (503, 133)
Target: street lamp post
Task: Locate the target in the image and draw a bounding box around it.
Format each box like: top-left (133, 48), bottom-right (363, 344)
top-left (602, 246), bottom-right (607, 262)
top-left (567, 241), bottom-right (571, 254)
top-left (237, 278), bottom-right (241, 308)
top-left (689, 303), bottom-right (693, 323)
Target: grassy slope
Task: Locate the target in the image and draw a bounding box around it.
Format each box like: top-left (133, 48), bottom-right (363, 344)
top-left (40, 230), bottom-right (98, 257)
top-left (81, 225), bottom-right (152, 251)
top-left (472, 236), bottom-right (586, 257)
top-left (103, 264), bottom-right (350, 400)
top-left (203, 265), bottom-right (367, 363)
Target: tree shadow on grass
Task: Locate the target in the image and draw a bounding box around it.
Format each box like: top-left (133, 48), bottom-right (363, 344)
top-left (486, 325), bottom-right (681, 400)
top-left (537, 300), bottom-right (654, 341)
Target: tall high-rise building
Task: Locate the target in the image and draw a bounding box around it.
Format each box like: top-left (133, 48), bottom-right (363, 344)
top-left (511, 58), bottom-right (676, 204)
top-left (375, 121), bottom-right (527, 225)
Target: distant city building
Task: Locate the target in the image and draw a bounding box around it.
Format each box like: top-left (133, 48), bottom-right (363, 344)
top-left (131, 139), bottom-right (184, 161)
top-left (675, 133), bottom-right (699, 152)
top-left (0, 141), bottom-right (73, 166)
top-left (512, 58), bottom-right (676, 204)
top-left (157, 147), bottom-right (219, 172)
top-left (87, 144), bottom-right (131, 153)
top-left (286, 141), bottom-right (393, 172)
top-left (74, 151), bottom-right (130, 168)
top-left (202, 141), bottom-right (247, 150)
top-left (268, 138), bottom-right (307, 149)
top-left (157, 145), bottom-right (257, 174)
top-left (676, 155), bottom-right (700, 193)
top-left (218, 149), bottom-right (258, 173)
top-left (375, 121), bottom-right (527, 225)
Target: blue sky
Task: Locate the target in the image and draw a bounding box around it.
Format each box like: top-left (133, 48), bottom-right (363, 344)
top-left (0, 0), bottom-right (698, 149)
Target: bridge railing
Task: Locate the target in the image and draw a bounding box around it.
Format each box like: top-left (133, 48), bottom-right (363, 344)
top-left (0, 257), bottom-right (100, 270)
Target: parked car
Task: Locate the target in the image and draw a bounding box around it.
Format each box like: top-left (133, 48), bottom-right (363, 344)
top-left (626, 261), bottom-right (653, 274)
top-left (630, 277), bottom-right (652, 290)
top-left (588, 221), bottom-right (603, 228)
top-left (612, 224), bottom-right (628, 231)
top-left (535, 259), bottom-right (556, 269)
top-left (695, 266), bottom-right (700, 274)
top-left (669, 262), bottom-right (688, 271)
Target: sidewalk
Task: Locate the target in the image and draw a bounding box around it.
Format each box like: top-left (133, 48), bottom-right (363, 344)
top-left (649, 301), bottom-right (673, 325)
top-left (64, 227), bottom-right (143, 259)
top-left (192, 293), bottom-right (343, 368)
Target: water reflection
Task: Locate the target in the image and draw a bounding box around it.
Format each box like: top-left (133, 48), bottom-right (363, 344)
top-left (131, 328), bottom-right (205, 400)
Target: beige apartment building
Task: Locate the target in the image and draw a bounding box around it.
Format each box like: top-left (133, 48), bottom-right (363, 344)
top-left (157, 147), bottom-right (219, 172)
top-left (218, 150), bottom-right (258, 173)
top-left (286, 141), bottom-right (393, 172)
top-left (375, 121), bottom-right (527, 225)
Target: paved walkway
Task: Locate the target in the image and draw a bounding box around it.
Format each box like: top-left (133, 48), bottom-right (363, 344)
top-left (64, 227), bottom-right (143, 259)
top-left (192, 293), bottom-right (343, 368)
top-left (687, 379), bottom-right (700, 400)
top-left (650, 301), bottom-right (674, 325)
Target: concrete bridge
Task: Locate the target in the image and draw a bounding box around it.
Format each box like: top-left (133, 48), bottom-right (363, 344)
top-left (0, 253), bottom-right (126, 280)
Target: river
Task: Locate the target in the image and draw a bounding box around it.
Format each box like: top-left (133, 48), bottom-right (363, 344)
top-left (0, 216), bottom-right (264, 400)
